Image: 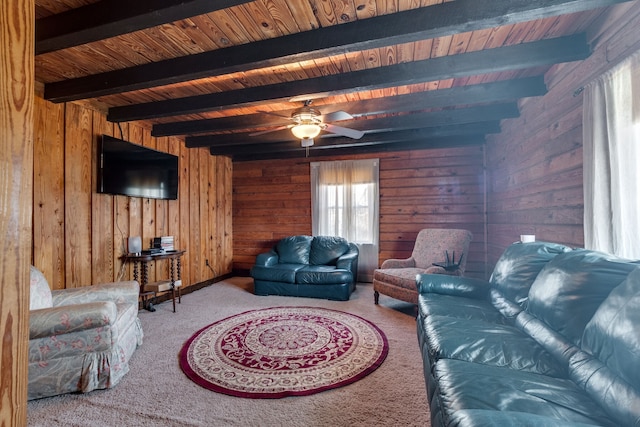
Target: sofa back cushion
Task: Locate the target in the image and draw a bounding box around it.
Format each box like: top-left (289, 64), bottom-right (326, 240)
top-left (526, 249), bottom-right (637, 346)
top-left (568, 267), bottom-right (640, 426)
top-left (490, 241), bottom-right (572, 307)
top-left (30, 265), bottom-right (53, 310)
top-left (276, 235), bottom-right (313, 264)
top-left (581, 266), bottom-right (640, 390)
top-left (309, 236), bottom-right (350, 265)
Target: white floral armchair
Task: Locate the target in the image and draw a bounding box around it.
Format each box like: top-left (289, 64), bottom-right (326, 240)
top-left (373, 228), bottom-right (473, 305)
top-left (28, 266), bottom-right (144, 400)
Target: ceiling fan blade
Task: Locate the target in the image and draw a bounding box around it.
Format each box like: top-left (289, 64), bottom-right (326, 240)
top-left (320, 110), bottom-right (353, 122)
top-left (323, 123), bottom-right (364, 139)
top-left (249, 124), bottom-right (292, 137)
top-left (289, 92), bottom-right (332, 103)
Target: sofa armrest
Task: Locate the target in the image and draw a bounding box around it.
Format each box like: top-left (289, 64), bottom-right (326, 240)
top-left (380, 257), bottom-right (415, 269)
top-left (29, 301), bottom-right (118, 340)
top-left (336, 245), bottom-right (359, 273)
top-left (254, 250), bottom-right (279, 267)
top-left (51, 281), bottom-right (139, 307)
top-left (416, 274), bottom-right (491, 300)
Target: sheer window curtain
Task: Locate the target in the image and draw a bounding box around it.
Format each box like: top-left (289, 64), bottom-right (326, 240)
top-left (311, 159), bottom-right (379, 282)
top-left (583, 50), bottom-right (640, 259)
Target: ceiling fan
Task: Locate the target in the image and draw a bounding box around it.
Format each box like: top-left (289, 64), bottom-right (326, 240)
top-left (251, 100), bottom-right (365, 152)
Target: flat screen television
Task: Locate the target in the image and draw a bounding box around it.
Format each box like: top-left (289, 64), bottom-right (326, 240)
top-left (98, 135), bottom-right (179, 200)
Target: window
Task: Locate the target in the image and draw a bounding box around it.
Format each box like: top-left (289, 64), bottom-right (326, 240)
top-left (311, 159), bottom-right (379, 281)
top-left (322, 182), bottom-right (376, 244)
top-left (583, 50), bottom-right (640, 259)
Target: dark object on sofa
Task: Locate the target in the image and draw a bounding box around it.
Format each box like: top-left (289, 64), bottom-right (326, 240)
top-left (416, 241), bottom-right (640, 426)
top-left (251, 235), bottom-right (359, 301)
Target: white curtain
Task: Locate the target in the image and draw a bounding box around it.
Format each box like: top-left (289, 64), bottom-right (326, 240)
top-left (583, 50), bottom-right (640, 259)
top-left (311, 159), bottom-right (379, 282)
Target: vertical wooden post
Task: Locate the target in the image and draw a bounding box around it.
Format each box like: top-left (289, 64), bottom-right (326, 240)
top-left (0, 0), bottom-right (34, 423)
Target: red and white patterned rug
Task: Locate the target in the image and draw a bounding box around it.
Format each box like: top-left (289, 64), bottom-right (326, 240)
top-left (179, 306), bottom-right (388, 398)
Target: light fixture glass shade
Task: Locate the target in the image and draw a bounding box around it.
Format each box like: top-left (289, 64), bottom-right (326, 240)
top-left (291, 123), bottom-right (321, 139)
top-left (300, 137), bottom-right (314, 147)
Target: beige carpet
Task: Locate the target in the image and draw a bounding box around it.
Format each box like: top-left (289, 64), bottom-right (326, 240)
top-left (27, 278), bottom-right (431, 427)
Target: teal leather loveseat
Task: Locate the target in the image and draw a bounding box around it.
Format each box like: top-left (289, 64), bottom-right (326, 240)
top-left (416, 241), bottom-right (640, 426)
top-left (251, 235), bottom-right (359, 301)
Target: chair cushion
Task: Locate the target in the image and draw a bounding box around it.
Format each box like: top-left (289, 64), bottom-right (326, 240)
top-left (30, 266), bottom-right (53, 310)
top-left (374, 267), bottom-right (424, 291)
top-left (276, 235), bottom-right (313, 265)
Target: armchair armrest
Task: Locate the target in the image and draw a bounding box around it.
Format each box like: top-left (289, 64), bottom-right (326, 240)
top-left (29, 301), bottom-right (118, 340)
top-left (380, 257), bottom-right (415, 269)
top-left (51, 281), bottom-right (139, 307)
top-left (416, 274), bottom-right (491, 300)
top-left (254, 250), bottom-right (279, 267)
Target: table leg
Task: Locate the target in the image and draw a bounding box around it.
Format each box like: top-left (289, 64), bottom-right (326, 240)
top-left (170, 258), bottom-right (176, 313)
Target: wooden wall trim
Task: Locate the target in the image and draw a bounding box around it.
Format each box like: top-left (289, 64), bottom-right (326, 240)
top-left (0, 0), bottom-right (33, 423)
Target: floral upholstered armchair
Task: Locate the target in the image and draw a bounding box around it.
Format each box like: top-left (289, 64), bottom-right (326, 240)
top-left (28, 265), bottom-right (144, 400)
top-left (373, 228), bottom-right (472, 305)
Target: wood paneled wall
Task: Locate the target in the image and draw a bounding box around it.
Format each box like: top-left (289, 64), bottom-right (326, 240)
top-left (233, 146), bottom-right (487, 279)
top-left (484, 1), bottom-right (640, 267)
top-left (33, 96), bottom-right (233, 292)
top-left (0, 0), bottom-right (33, 422)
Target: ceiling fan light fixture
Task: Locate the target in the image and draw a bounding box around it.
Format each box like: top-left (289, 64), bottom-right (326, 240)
top-left (291, 123), bottom-right (321, 139)
top-left (300, 137), bottom-right (314, 147)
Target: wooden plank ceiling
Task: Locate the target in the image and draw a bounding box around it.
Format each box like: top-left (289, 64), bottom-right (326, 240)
top-left (34, 0), bottom-right (632, 161)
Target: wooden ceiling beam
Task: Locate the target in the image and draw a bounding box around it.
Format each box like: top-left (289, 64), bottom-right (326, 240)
top-left (228, 135), bottom-right (487, 162)
top-left (206, 122), bottom-right (500, 155)
top-left (44, 0), bottom-right (630, 102)
top-left (36, 0), bottom-right (252, 55)
top-left (188, 103), bottom-right (517, 148)
top-left (152, 76), bottom-right (545, 137)
top-left (108, 34), bottom-right (586, 122)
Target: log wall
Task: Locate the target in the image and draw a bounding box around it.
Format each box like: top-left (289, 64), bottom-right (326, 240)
top-left (32, 96), bottom-right (233, 292)
top-left (233, 146), bottom-right (487, 279)
top-left (485, 1), bottom-right (640, 267)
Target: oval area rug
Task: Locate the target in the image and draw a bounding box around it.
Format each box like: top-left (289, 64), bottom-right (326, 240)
top-left (179, 306), bottom-right (388, 398)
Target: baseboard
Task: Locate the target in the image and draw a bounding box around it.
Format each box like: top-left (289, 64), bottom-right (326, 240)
top-left (146, 273), bottom-right (234, 305)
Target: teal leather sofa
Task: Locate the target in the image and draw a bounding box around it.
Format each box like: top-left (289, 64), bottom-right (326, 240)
top-left (416, 241), bottom-right (640, 426)
top-left (251, 235), bottom-right (359, 301)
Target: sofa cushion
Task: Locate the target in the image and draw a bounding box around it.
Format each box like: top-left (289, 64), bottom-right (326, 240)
top-left (566, 267), bottom-right (640, 427)
top-left (526, 249), bottom-right (637, 346)
top-left (422, 315), bottom-right (564, 377)
top-left (296, 265), bottom-right (352, 284)
top-left (30, 265), bottom-right (53, 310)
top-left (276, 235), bottom-right (313, 265)
top-left (251, 263), bottom-right (306, 283)
top-left (489, 241), bottom-right (572, 308)
top-left (309, 236), bottom-right (350, 265)
top-left (418, 293), bottom-right (506, 324)
top-left (432, 359), bottom-right (616, 427)
top-left (581, 266), bottom-right (640, 389)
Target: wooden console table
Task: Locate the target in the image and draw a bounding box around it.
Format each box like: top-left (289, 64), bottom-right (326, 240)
top-left (122, 250), bottom-right (185, 313)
